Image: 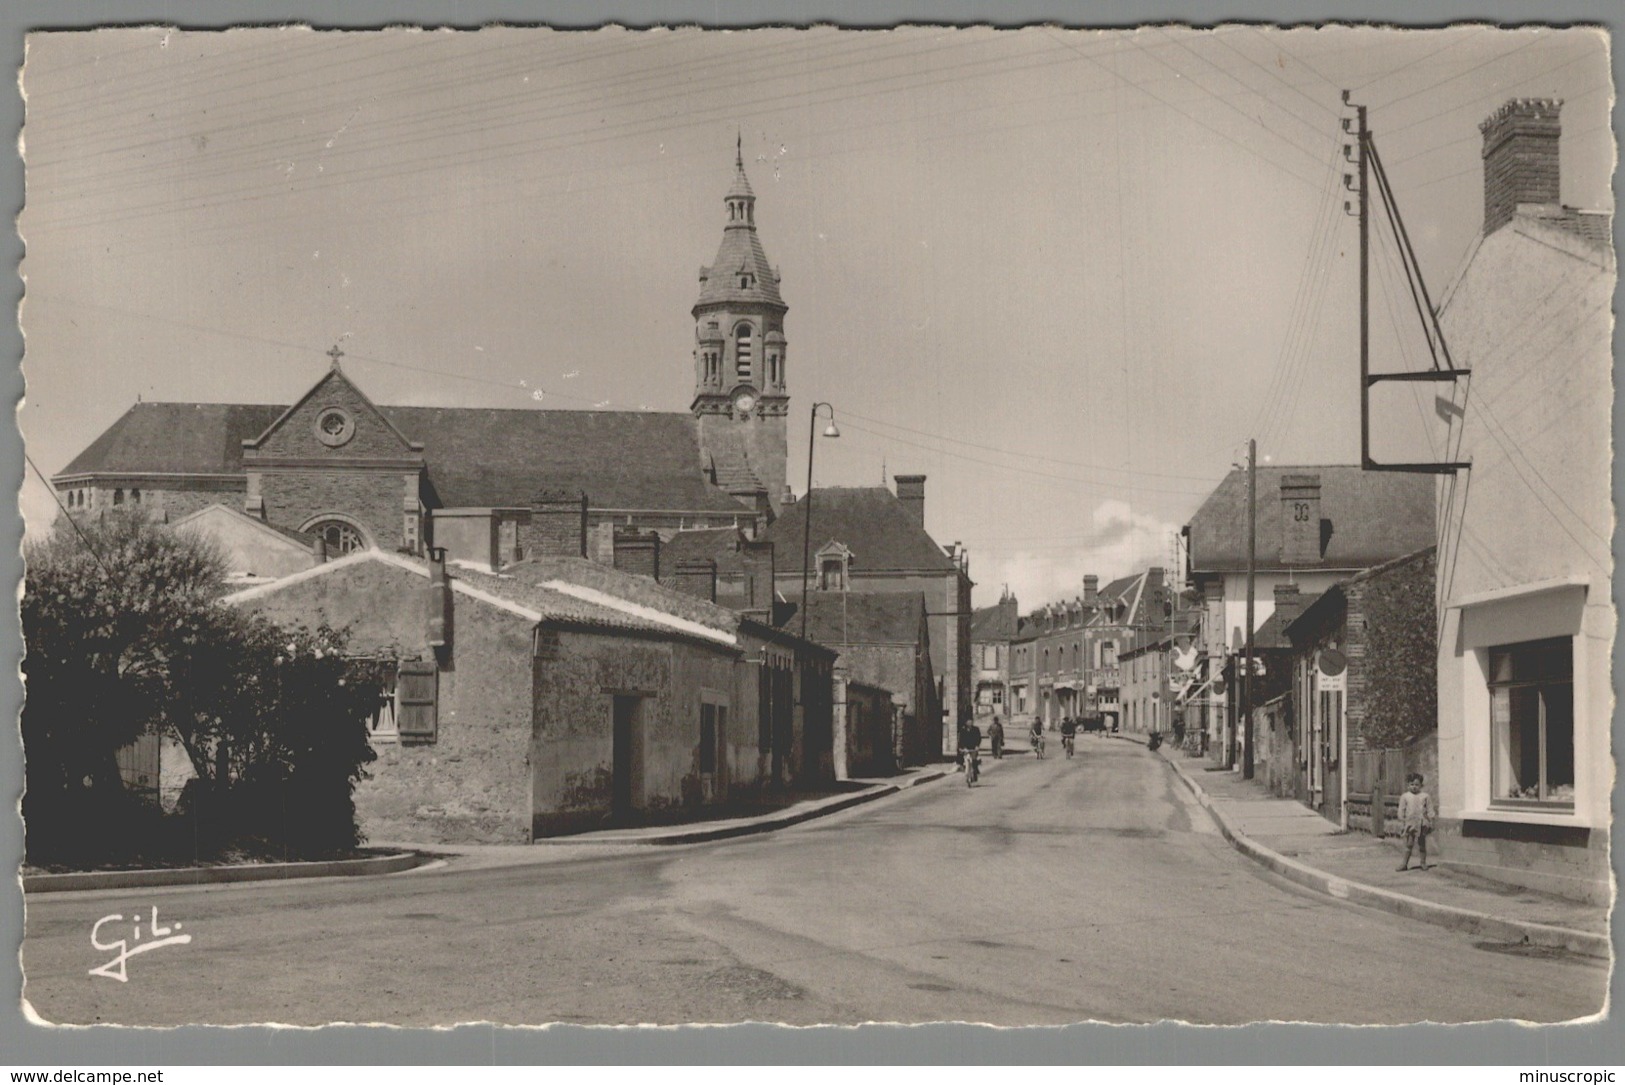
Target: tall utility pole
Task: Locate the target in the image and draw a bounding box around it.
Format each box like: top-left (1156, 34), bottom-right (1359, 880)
top-left (1242, 437), bottom-right (1257, 780)
top-left (1357, 99), bottom-right (1370, 469)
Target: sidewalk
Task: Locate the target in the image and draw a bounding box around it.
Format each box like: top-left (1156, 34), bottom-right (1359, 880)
top-left (534, 763), bottom-right (949, 846)
top-left (1116, 733), bottom-right (1610, 958)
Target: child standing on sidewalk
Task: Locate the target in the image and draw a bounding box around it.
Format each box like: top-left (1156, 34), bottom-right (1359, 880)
top-left (1397, 772), bottom-right (1434, 871)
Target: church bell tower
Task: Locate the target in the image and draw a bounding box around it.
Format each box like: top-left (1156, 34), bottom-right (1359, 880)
top-left (692, 140), bottom-right (789, 516)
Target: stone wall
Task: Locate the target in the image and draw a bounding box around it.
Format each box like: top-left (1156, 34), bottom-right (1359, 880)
top-left (235, 557), bottom-right (536, 844)
top-left (530, 632), bottom-right (746, 837)
top-left (259, 469), bottom-right (407, 553)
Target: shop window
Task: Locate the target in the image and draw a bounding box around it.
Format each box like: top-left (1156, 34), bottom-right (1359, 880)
top-left (1488, 637), bottom-right (1574, 808)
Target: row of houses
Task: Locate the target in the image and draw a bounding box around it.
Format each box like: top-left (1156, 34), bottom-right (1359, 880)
top-left (971, 567), bottom-right (1193, 734)
top-left (970, 97), bottom-right (1611, 908)
top-left (1049, 97), bottom-right (1611, 907)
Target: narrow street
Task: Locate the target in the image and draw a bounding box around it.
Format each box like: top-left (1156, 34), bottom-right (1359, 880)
top-left (21, 738), bottom-right (1606, 1028)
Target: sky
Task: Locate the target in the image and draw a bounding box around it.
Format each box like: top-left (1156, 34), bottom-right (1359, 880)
top-left (17, 25), bottom-right (1614, 609)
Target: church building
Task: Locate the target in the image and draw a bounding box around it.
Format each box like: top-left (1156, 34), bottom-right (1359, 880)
top-left (52, 148), bottom-right (793, 566)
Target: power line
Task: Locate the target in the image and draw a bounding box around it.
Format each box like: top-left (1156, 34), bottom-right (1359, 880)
top-left (836, 407), bottom-right (1227, 484)
top-left (834, 419), bottom-right (1217, 497)
top-left (23, 450), bottom-right (113, 576)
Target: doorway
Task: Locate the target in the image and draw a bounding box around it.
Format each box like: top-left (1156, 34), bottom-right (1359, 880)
top-left (612, 694), bottom-right (643, 819)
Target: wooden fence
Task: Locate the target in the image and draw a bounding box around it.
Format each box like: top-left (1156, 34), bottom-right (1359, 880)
top-left (1345, 736), bottom-right (1436, 836)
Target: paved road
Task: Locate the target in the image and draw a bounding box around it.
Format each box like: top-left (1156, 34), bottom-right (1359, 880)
top-left (21, 737), bottom-right (1607, 1026)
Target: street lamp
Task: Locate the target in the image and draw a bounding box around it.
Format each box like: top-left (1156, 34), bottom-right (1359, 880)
top-left (799, 402), bottom-right (839, 642)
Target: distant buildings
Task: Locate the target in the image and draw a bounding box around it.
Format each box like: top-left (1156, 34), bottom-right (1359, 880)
top-left (1182, 466), bottom-right (1435, 773)
top-left (764, 479), bottom-right (973, 757)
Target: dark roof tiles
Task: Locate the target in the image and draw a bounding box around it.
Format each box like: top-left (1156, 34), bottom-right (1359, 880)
top-left (1187, 465), bottom-right (1434, 573)
top-left (761, 487), bottom-right (955, 573)
top-left (790, 591), bottom-right (928, 647)
top-left (58, 400), bottom-right (751, 516)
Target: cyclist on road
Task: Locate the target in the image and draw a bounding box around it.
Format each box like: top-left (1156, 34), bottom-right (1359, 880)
top-left (1060, 714), bottom-right (1078, 758)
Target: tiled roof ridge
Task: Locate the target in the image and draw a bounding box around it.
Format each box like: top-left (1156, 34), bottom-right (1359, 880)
top-left (1346, 543), bottom-right (1437, 584)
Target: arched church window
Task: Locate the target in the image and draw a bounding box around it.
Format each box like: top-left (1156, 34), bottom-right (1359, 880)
top-left (311, 519), bottom-right (366, 555)
top-left (735, 325), bottom-right (752, 379)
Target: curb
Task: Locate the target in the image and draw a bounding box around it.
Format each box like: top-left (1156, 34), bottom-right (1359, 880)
top-left (22, 851), bottom-right (426, 894)
top-left (543, 769), bottom-right (949, 847)
top-left (1158, 754), bottom-right (1610, 960)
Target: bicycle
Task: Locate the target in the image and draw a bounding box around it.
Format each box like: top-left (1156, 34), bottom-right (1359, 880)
top-left (1062, 732), bottom-right (1075, 759)
top-left (1030, 731), bottom-right (1046, 759)
top-left (964, 748), bottom-right (980, 786)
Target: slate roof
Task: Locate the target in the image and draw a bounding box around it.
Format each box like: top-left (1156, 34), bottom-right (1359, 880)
top-left (788, 591), bottom-right (928, 647)
top-left (59, 403), bottom-right (284, 476)
top-left (1252, 599), bottom-right (1317, 651)
top-left (662, 526), bottom-right (747, 574)
top-left (696, 161), bottom-right (785, 310)
top-left (448, 564), bottom-right (697, 638)
top-left (761, 487), bottom-right (956, 573)
top-left (57, 401), bottom-right (750, 515)
top-left (1518, 205), bottom-right (1613, 249)
top-left (970, 602), bottom-right (1019, 641)
top-left (1186, 465), bottom-right (1435, 573)
top-left (494, 555), bottom-right (745, 634)
top-left (224, 549), bottom-right (693, 642)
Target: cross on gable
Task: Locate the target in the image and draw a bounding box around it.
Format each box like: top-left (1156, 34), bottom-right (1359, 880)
top-left (326, 344), bottom-right (345, 368)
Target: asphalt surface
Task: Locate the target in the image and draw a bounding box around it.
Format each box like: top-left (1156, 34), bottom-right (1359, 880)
top-left (21, 736), bottom-right (1608, 1027)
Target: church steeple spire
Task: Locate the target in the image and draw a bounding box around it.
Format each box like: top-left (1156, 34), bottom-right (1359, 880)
top-left (691, 139), bottom-right (791, 517)
top-left (726, 133), bottom-right (756, 226)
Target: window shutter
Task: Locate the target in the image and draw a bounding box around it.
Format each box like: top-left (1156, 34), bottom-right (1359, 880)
top-left (397, 660), bottom-right (439, 742)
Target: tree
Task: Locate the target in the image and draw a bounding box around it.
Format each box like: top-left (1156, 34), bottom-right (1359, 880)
top-left (22, 511), bottom-right (230, 855)
top-left (22, 510), bottom-right (377, 864)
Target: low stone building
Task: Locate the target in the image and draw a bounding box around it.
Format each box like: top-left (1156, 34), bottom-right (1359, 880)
top-left (223, 546), bottom-right (834, 843)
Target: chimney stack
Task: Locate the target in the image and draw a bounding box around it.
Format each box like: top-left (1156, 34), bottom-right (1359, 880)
top-left (1280, 474), bottom-right (1324, 566)
top-left (1480, 98), bottom-right (1563, 236)
top-left (1083, 575), bottom-right (1099, 605)
top-left (612, 527), bottom-right (661, 581)
top-left (531, 489), bottom-right (588, 559)
top-left (672, 558), bottom-right (718, 603)
top-left (894, 474), bottom-right (926, 527)
top-left (1272, 583), bottom-right (1304, 628)
top-left (740, 539), bottom-right (776, 620)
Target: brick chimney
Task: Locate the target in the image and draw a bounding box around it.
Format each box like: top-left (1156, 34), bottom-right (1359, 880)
top-left (740, 540), bottom-right (776, 620)
top-left (672, 558), bottom-right (718, 603)
top-left (894, 474), bottom-right (926, 527)
top-left (1280, 474), bottom-right (1323, 566)
top-left (1272, 583), bottom-right (1305, 628)
top-left (1083, 575), bottom-right (1099, 605)
top-left (1480, 98), bottom-right (1563, 236)
top-left (612, 528), bottom-right (661, 581)
top-left (531, 489), bottom-right (588, 559)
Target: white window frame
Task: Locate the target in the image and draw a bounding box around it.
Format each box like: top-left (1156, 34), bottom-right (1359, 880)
top-left (1453, 579), bottom-right (1593, 827)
